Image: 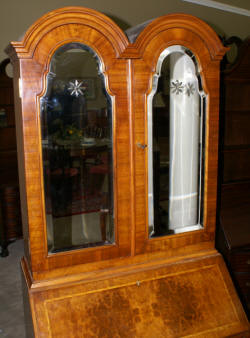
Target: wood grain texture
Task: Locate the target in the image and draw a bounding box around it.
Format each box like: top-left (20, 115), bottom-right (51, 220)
top-left (6, 7), bottom-right (249, 338)
top-left (129, 14), bottom-right (227, 255)
top-left (22, 253), bottom-right (249, 337)
top-left (6, 7), bottom-right (229, 278)
top-left (6, 7), bottom-right (132, 275)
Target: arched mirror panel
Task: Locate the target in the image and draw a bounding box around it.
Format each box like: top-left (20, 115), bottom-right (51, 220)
top-left (148, 45), bottom-right (206, 237)
top-left (40, 43), bottom-right (114, 253)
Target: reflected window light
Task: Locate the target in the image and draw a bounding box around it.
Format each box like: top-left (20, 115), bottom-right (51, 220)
top-left (148, 45), bottom-right (206, 237)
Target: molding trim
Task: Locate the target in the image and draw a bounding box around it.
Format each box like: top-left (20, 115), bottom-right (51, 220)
top-left (182, 0), bottom-right (250, 17)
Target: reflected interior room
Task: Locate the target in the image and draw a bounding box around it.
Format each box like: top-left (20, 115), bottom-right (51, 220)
top-left (41, 43), bottom-right (114, 252)
top-left (149, 47), bottom-right (205, 238)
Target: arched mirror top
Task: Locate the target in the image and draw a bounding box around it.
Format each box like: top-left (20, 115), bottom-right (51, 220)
top-left (43, 42), bottom-right (105, 90)
top-left (40, 42), bottom-right (115, 254)
top-left (152, 45), bottom-right (207, 102)
top-left (147, 45), bottom-right (207, 237)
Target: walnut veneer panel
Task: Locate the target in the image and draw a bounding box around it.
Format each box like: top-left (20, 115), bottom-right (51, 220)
top-left (6, 6), bottom-right (228, 278)
top-left (45, 268), bottom-right (236, 337)
top-left (6, 7), bottom-right (132, 274)
top-left (25, 254), bottom-right (249, 337)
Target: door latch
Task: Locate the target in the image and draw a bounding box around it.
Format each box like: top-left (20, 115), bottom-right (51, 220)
top-left (136, 143), bottom-right (147, 149)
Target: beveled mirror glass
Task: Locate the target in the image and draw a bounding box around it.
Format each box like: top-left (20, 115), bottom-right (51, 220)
top-left (148, 45), bottom-right (206, 237)
top-left (40, 43), bottom-right (114, 253)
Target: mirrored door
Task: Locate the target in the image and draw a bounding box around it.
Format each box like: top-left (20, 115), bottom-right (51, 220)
top-left (40, 43), bottom-right (114, 253)
top-left (148, 46), bottom-right (206, 237)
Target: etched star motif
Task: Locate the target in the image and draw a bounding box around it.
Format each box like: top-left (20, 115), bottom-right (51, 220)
top-left (170, 80), bottom-right (184, 95)
top-left (185, 83), bottom-right (196, 97)
top-left (68, 80), bottom-right (86, 97)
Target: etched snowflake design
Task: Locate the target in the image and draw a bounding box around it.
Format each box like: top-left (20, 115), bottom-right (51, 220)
top-left (185, 83), bottom-right (195, 97)
top-left (68, 80), bottom-right (86, 97)
top-left (170, 80), bottom-right (184, 95)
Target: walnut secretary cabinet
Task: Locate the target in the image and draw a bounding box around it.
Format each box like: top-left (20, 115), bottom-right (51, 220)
top-left (6, 7), bottom-right (250, 337)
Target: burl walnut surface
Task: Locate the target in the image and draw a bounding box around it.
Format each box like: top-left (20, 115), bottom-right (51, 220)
top-left (24, 253), bottom-right (249, 337)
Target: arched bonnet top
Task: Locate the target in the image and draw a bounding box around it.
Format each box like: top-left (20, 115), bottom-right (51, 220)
top-left (5, 6), bottom-right (129, 59)
top-left (124, 13), bottom-right (227, 61)
top-left (6, 7), bottom-right (227, 62)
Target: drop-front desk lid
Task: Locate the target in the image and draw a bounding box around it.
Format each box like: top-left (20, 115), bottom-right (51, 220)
top-left (23, 250), bottom-right (249, 337)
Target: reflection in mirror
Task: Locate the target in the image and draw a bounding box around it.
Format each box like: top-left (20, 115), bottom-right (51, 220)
top-left (40, 43), bottom-right (114, 253)
top-left (148, 46), bottom-right (206, 237)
